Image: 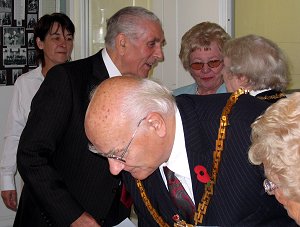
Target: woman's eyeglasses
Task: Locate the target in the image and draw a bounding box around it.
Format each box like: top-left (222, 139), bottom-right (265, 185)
top-left (190, 59), bottom-right (223, 70)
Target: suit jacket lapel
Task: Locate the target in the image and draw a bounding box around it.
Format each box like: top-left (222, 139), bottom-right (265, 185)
top-left (176, 96), bottom-right (227, 208)
top-left (176, 100), bottom-right (204, 205)
top-left (92, 49), bottom-right (109, 81)
top-left (84, 50), bottom-right (109, 107)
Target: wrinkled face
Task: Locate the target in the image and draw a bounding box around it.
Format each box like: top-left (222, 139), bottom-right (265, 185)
top-left (122, 20), bottom-right (165, 78)
top-left (85, 78), bottom-right (174, 180)
top-left (274, 189), bottom-right (300, 225)
top-left (188, 41), bottom-right (224, 93)
top-left (91, 118), bottom-right (166, 180)
top-left (262, 164), bottom-right (300, 225)
top-left (222, 57), bottom-right (241, 92)
top-left (37, 22), bottom-right (74, 68)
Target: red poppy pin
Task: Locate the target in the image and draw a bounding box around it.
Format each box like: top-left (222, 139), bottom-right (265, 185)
top-left (172, 214), bottom-right (180, 222)
top-left (194, 165), bottom-right (210, 183)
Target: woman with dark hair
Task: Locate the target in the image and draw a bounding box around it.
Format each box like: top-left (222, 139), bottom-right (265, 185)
top-left (34, 12), bottom-right (75, 74)
top-left (0, 13), bottom-right (74, 211)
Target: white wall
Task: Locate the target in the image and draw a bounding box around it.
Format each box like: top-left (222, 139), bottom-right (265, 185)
top-left (0, 89), bottom-right (23, 227)
top-left (0, 87), bottom-right (14, 227)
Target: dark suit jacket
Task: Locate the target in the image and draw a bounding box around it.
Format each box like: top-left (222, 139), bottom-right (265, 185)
top-left (15, 50), bottom-right (130, 226)
top-left (123, 93), bottom-right (297, 226)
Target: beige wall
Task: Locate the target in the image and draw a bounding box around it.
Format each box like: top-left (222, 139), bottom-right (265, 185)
top-left (235, 0), bottom-right (300, 90)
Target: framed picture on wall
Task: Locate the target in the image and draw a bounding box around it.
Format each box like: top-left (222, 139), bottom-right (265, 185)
top-left (0, 0), bottom-right (12, 12)
top-left (0, 0), bottom-right (39, 86)
top-left (27, 49), bottom-right (36, 67)
top-left (0, 12), bottom-right (12, 26)
top-left (0, 70), bottom-right (7, 85)
top-left (27, 14), bottom-right (37, 29)
top-left (28, 0), bottom-right (38, 13)
top-left (3, 47), bottom-right (27, 67)
top-left (12, 68), bottom-right (22, 83)
top-left (3, 27), bottom-right (25, 46)
top-left (27, 32), bottom-right (34, 48)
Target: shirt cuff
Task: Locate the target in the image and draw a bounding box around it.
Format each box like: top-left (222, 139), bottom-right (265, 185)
top-left (0, 175), bottom-right (16, 191)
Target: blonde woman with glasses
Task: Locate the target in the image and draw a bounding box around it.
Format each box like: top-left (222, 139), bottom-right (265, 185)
top-left (173, 21), bottom-right (231, 96)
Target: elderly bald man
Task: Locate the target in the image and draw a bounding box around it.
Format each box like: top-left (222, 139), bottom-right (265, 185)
top-left (85, 76), bottom-right (295, 227)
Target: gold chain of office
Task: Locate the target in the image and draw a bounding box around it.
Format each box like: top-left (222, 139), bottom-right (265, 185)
top-left (136, 88), bottom-right (249, 227)
top-left (256, 92), bottom-right (285, 101)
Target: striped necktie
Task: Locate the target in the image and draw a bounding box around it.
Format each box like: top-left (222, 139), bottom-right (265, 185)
top-left (163, 166), bottom-right (195, 223)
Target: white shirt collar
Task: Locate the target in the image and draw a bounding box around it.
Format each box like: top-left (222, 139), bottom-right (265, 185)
top-left (161, 108), bottom-right (191, 178)
top-left (101, 48), bottom-right (121, 77)
top-left (249, 88), bottom-right (271, 96)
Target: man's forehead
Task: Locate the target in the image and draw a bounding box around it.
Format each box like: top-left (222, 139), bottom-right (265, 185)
top-left (89, 77), bottom-right (136, 119)
top-left (92, 120), bottom-right (129, 152)
top-left (138, 20), bottom-right (164, 37)
top-left (91, 86), bottom-right (117, 108)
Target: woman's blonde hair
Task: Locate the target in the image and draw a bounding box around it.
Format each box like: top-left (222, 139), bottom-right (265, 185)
top-left (249, 92), bottom-right (300, 202)
top-left (179, 21), bottom-right (231, 70)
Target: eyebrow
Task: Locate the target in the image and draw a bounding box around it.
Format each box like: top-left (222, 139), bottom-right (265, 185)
top-left (154, 37), bottom-right (166, 46)
top-left (49, 31), bottom-right (73, 36)
top-left (101, 148), bottom-right (119, 156)
top-left (88, 142), bottom-right (119, 156)
top-left (87, 143), bottom-right (98, 153)
top-left (49, 32), bottom-right (61, 36)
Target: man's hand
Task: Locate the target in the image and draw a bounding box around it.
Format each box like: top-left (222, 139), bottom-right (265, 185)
top-left (70, 212), bottom-right (101, 227)
top-left (1, 190), bottom-right (17, 211)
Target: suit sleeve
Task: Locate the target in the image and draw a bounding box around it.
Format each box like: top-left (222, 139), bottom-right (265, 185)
top-left (17, 65), bottom-right (83, 226)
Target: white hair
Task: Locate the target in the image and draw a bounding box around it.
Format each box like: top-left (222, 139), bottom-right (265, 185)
top-left (249, 92), bottom-right (300, 202)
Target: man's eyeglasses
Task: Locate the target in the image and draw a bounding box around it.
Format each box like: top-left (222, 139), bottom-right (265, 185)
top-left (263, 179), bottom-right (278, 195)
top-left (190, 59), bottom-right (223, 70)
top-left (88, 117), bottom-right (146, 163)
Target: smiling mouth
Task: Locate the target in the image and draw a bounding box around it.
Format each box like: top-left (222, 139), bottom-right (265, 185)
top-left (201, 76), bottom-right (214, 80)
top-left (146, 62), bottom-right (155, 68)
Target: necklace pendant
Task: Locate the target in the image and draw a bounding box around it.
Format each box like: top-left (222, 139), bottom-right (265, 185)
top-left (173, 215), bottom-right (194, 227)
top-left (172, 214), bottom-right (180, 222)
top-left (173, 220), bottom-right (194, 227)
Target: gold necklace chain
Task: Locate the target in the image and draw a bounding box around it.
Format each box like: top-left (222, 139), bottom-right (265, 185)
top-left (193, 88), bottom-right (248, 225)
top-left (136, 88), bottom-right (248, 227)
top-left (256, 92), bottom-right (285, 101)
top-left (195, 85), bottom-right (199, 95)
top-left (136, 179), bottom-right (170, 227)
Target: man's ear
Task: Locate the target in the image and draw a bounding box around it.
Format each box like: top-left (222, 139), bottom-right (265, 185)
top-left (115, 33), bottom-right (127, 55)
top-left (146, 112), bottom-right (166, 137)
